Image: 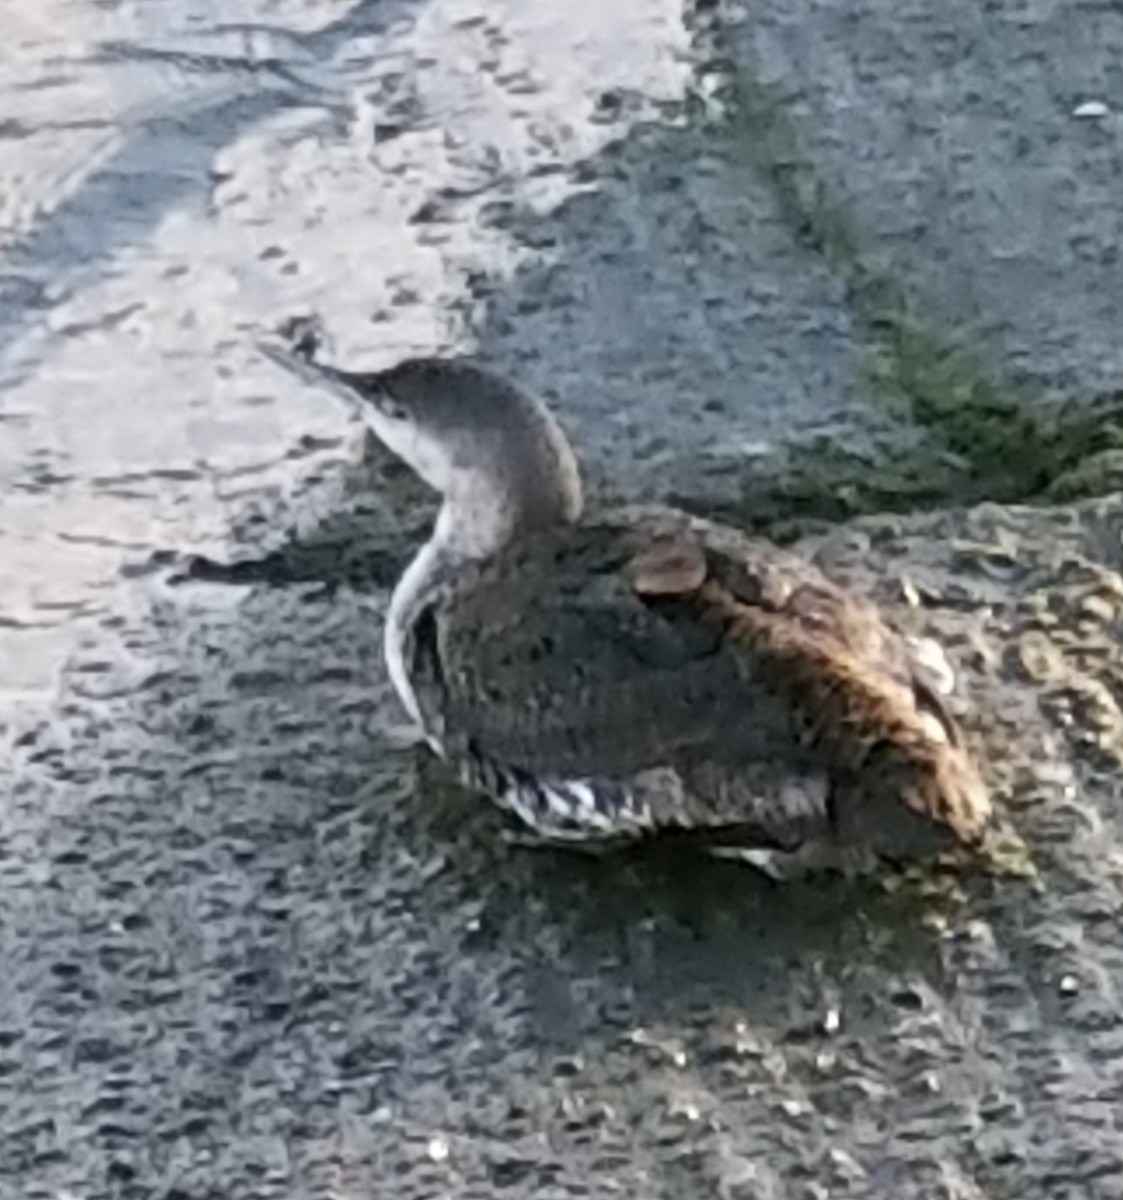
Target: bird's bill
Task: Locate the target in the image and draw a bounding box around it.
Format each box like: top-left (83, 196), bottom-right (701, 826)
top-left (257, 338), bottom-right (371, 416)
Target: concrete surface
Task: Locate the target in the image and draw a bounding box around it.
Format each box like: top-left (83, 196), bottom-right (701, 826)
top-left (3, 1), bottom-right (1123, 1197)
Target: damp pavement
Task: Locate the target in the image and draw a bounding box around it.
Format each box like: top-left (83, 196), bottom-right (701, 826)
top-left (3, 2), bottom-right (1123, 1197)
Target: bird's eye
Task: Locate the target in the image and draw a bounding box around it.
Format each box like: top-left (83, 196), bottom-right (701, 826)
top-left (378, 396), bottom-right (409, 420)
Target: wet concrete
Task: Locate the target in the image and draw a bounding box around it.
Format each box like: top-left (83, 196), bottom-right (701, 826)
top-left (3, 1), bottom-right (1123, 1197)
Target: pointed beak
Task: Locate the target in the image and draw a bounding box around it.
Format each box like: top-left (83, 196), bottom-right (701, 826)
top-left (258, 339), bottom-right (375, 416)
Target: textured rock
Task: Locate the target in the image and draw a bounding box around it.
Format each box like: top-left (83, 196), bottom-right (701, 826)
top-left (3, 1), bottom-right (1123, 1197)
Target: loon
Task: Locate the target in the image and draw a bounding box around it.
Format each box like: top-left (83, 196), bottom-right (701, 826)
top-left (262, 332), bottom-right (991, 868)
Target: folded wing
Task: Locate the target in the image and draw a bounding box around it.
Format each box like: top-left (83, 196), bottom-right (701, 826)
top-left (410, 506), bottom-right (990, 854)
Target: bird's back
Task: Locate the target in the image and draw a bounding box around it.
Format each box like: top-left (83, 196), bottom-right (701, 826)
top-left (408, 504), bottom-right (990, 857)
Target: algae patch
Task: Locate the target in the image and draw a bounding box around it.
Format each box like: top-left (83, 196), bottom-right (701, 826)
top-left (700, 61), bottom-right (1123, 524)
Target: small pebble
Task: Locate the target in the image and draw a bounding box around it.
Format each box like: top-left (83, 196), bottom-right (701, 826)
top-left (669, 1096), bottom-right (701, 1121)
top-left (427, 1136), bottom-right (450, 1163)
top-left (1059, 974), bottom-right (1079, 995)
top-left (829, 1147), bottom-right (866, 1179)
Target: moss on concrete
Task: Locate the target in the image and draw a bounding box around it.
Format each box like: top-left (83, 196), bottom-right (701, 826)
top-left (705, 62), bottom-right (1123, 527)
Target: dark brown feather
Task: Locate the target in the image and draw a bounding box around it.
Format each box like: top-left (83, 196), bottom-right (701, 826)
top-left (416, 505), bottom-right (991, 854)
top-left (680, 575), bottom-right (989, 846)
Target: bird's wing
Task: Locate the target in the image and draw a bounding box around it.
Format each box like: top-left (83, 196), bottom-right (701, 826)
top-left (415, 518), bottom-right (764, 774)
top-left (413, 508), bottom-right (990, 850)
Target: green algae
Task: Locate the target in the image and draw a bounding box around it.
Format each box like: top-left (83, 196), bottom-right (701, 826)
top-left (700, 62), bottom-right (1123, 527)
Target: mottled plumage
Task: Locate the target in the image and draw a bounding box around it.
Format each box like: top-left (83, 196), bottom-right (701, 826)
top-left (263, 334), bottom-right (991, 865)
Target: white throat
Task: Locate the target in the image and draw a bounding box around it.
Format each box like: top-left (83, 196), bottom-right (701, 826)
top-left (384, 539), bottom-right (445, 740)
top-left (383, 501), bottom-right (500, 744)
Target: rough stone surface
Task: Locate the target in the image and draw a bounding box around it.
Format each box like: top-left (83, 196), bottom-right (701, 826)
top-left (3, 2), bottom-right (1123, 1198)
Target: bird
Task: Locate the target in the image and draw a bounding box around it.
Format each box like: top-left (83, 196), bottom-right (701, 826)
top-left (261, 327), bottom-right (991, 872)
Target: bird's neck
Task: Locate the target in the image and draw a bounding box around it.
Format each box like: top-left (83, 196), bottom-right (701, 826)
top-left (382, 499), bottom-right (510, 733)
top-left (384, 487), bottom-right (578, 732)
top-left (384, 534), bottom-right (453, 733)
